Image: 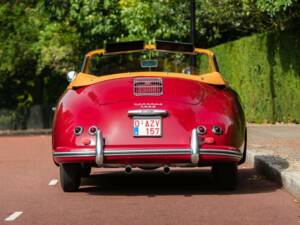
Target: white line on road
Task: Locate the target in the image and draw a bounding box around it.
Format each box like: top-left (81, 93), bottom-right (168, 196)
top-left (48, 179), bottom-right (58, 186)
top-left (5, 211), bottom-right (23, 221)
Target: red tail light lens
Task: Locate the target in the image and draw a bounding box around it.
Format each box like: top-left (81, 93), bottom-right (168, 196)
top-left (197, 125), bottom-right (207, 135)
top-left (74, 126), bottom-right (83, 136)
top-left (212, 126), bottom-right (223, 135)
top-left (88, 126), bottom-right (97, 135)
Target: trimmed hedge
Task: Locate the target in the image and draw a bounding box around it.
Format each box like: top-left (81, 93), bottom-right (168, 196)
top-left (212, 29), bottom-right (300, 123)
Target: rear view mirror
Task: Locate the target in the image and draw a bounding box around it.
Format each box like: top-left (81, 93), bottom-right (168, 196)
top-left (67, 71), bottom-right (77, 83)
top-left (140, 60), bottom-right (158, 68)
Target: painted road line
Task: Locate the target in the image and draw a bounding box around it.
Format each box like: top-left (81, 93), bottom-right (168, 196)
top-left (48, 179), bottom-right (58, 186)
top-left (5, 212), bottom-right (23, 221)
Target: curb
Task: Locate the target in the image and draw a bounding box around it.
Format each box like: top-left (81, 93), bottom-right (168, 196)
top-left (0, 129), bottom-right (51, 136)
top-left (247, 149), bottom-right (300, 199)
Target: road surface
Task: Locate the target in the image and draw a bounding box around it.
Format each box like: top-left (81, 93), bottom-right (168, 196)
top-left (0, 134), bottom-right (299, 225)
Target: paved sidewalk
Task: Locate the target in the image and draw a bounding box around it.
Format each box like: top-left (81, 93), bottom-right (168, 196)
top-left (247, 125), bottom-right (300, 199)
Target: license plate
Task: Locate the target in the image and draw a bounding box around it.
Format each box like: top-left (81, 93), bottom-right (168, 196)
top-left (133, 117), bottom-right (162, 137)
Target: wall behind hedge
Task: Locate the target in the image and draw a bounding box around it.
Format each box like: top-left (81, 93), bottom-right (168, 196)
top-left (212, 29), bottom-right (300, 123)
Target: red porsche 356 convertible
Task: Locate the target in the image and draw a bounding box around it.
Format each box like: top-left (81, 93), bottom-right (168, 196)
top-left (52, 40), bottom-right (247, 192)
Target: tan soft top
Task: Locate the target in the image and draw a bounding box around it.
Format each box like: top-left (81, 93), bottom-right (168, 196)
top-left (68, 43), bottom-right (226, 89)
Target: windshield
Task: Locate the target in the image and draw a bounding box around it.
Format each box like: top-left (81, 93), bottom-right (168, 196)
top-left (83, 50), bottom-right (212, 76)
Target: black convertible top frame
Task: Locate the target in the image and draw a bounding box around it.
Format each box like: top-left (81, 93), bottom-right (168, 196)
top-left (104, 40), bottom-right (195, 53)
top-left (105, 41), bottom-right (145, 53)
top-left (155, 40), bottom-right (194, 53)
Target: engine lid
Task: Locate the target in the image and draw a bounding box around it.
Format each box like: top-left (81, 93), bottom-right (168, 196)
top-left (75, 76), bottom-right (214, 105)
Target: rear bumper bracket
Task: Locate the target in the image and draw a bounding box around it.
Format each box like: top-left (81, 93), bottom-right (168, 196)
top-left (95, 129), bottom-right (104, 166)
top-left (190, 128), bottom-right (199, 164)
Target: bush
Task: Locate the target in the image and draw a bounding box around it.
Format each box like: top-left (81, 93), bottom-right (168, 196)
top-left (212, 29), bottom-right (300, 123)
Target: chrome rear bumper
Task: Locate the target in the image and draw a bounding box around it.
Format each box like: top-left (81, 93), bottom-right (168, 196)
top-left (53, 128), bottom-right (242, 166)
top-left (53, 149), bottom-right (241, 158)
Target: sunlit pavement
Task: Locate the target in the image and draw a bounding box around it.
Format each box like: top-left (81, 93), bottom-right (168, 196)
top-left (0, 135), bottom-right (299, 225)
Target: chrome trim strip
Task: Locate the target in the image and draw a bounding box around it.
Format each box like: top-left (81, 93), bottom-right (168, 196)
top-left (200, 149), bottom-right (242, 159)
top-left (199, 151), bottom-right (242, 159)
top-left (128, 109), bottom-right (168, 117)
top-left (190, 128), bottom-right (199, 164)
top-left (53, 151), bottom-right (95, 157)
top-left (95, 129), bottom-right (104, 166)
top-left (104, 149), bottom-right (190, 156)
top-left (53, 148), bottom-right (241, 159)
top-left (201, 149), bottom-right (242, 156)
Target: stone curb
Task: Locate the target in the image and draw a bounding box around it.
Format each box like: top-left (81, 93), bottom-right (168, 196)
top-left (247, 149), bottom-right (300, 199)
top-left (0, 129), bottom-right (52, 136)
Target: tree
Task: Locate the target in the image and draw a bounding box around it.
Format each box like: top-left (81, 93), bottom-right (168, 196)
top-left (0, 0), bottom-right (299, 128)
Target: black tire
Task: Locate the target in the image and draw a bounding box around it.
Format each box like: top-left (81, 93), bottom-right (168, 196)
top-left (81, 165), bottom-right (91, 177)
top-left (212, 163), bottom-right (238, 190)
top-left (60, 163), bottom-right (81, 192)
top-left (238, 128), bottom-right (247, 165)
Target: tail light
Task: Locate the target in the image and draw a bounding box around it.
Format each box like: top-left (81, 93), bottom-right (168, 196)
top-left (212, 126), bottom-right (223, 135)
top-left (197, 125), bottom-right (207, 135)
top-left (74, 126), bottom-right (83, 136)
top-left (88, 126), bottom-right (98, 135)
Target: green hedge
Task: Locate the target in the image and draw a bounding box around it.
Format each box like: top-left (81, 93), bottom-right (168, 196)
top-left (212, 29), bottom-right (300, 123)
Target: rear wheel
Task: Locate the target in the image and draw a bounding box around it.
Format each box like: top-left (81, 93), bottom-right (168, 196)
top-left (212, 163), bottom-right (238, 190)
top-left (60, 163), bottom-right (81, 192)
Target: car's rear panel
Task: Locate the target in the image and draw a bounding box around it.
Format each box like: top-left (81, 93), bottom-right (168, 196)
top-left (52, 75), bottom-right (245, 166)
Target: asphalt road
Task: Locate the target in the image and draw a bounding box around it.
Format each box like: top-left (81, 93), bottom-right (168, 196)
top-left (0, 134), bottom-right (299, 225)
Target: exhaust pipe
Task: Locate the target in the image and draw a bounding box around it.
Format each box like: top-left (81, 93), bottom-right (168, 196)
top-left (125, 165), bottom-right (132, 174)
top-left (163, 166), bottom-right (171, 174)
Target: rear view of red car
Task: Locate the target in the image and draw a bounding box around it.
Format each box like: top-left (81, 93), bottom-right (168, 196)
top-left (52, 40), bottom-right (247, 192)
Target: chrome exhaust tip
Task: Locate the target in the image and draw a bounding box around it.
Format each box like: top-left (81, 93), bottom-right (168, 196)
top-left (163, 166), bottom-right (171, 174)
top-left (125, 165), bottom-right (132, 174)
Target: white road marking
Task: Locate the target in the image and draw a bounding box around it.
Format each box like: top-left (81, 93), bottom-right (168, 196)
top-left (48, 179), bottom-right (58, 186)
top-left (5, 211), bottom-right (23, 221)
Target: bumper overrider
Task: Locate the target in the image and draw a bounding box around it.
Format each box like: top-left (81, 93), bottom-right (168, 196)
top-left (53, 128), bottom-right (242, 166)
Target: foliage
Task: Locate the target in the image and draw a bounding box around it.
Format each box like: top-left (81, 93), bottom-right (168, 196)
top-left (44, 0), bottom-right (124, 48)
top-left (119, 0), bottom-right (190, 42)
top-left (117, 0), bottom-right (300, 45)
top-left (0, 2), bottom-right (41, 110)
top-left (0, 0), bottom-right (299, 127)
top-left (212, 28), bottom-right (300, 123)
top-left (256, 0), bottom-right (297, 15)
top-left (196, 0), bottom-right (300, 45)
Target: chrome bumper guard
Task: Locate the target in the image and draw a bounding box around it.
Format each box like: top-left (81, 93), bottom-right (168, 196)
top-left (53, 128), bottom-right (242, 166)
top-left (95, 129), bottom-right (104, 166)
top-left (93, 128), bottom-right (199, 166)
top-left (190, 128), bottom-right (199, 164)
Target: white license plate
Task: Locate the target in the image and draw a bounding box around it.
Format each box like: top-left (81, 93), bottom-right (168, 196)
top-left (133, 117), bottom-right (162, 137)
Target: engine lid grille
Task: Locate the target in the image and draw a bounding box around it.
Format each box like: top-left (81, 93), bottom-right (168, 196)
top-left (133, 78), bottom-right (163, 96)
